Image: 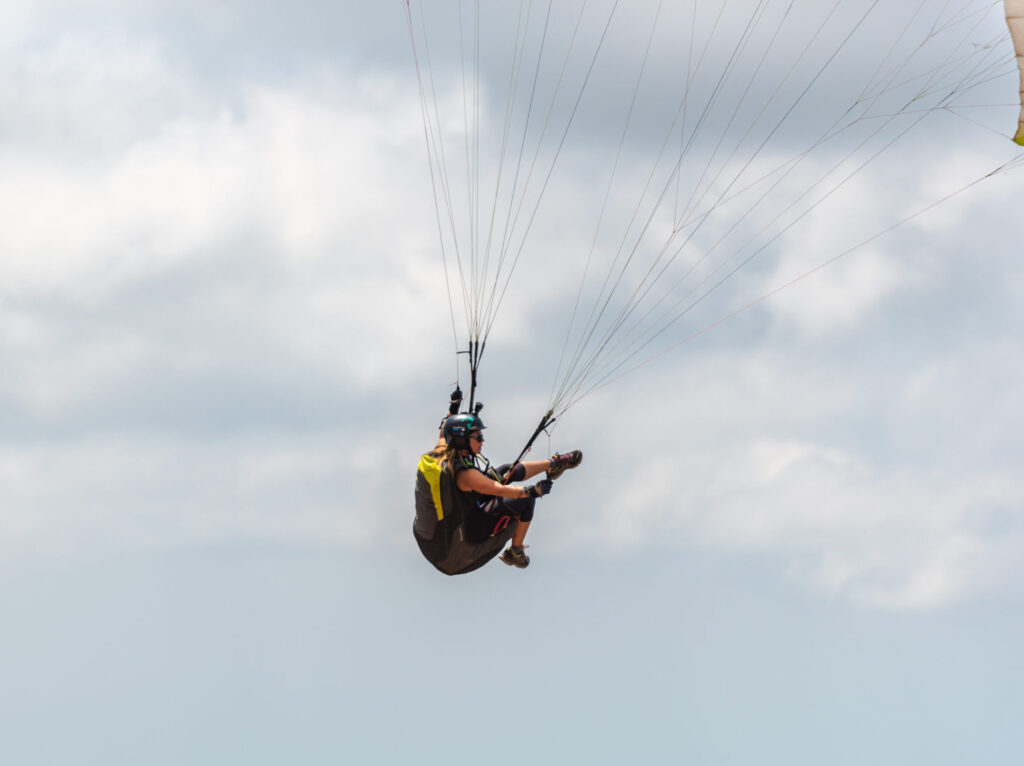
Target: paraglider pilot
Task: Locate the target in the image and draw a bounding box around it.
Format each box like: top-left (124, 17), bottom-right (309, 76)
top-left (413, 388), bottom-right (582, 574)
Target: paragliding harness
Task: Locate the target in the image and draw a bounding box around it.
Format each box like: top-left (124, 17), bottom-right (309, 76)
top-left (412, 342), bottom-right (555, 574)
top-left (413, 394), bottom-right (510, 573)
top-left (489, 511), bottom-right (512, 537)
top-left (427, 415), bottom-right (552, 542)
top-left (414, 449), bottom-right (496, 573)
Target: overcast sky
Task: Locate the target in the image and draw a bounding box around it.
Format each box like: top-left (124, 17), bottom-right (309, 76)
top-left (2, 2), bottom-right (1023, 764)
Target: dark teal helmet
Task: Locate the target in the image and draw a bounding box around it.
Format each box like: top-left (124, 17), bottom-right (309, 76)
top-left (442, 413), bottom-right (486, 449)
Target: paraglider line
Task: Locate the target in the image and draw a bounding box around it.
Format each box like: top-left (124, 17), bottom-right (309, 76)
top-left (567, 156), bottom-right (1023, 409)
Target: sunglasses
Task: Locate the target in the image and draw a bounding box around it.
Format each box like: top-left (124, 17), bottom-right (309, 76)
top-left (469, 432), bottom-right (485, 442)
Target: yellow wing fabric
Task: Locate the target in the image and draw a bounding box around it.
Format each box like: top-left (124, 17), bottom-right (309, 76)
top-left (1008, 0), bottom-right (1024, 145)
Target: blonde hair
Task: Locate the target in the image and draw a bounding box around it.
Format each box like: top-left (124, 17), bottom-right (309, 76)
top-left (429, 434), bottom-right (471, 473)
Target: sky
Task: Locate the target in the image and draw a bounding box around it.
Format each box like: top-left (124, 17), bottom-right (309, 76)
top-left (1, 1), bottom-right (1023, 764)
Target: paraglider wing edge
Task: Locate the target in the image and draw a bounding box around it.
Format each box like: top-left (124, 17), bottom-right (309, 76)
top-left (1007, 0), bottom-right (1024, 144)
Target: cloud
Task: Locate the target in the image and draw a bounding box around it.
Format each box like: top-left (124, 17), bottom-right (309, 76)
top-left (2, 1), bottom-right (1022, 616)
top-left (572, 338), bottom-right (1024, 610)
top-left (592, 433), bottom-right (1024, 610)
top-left (0, 20), bottom-right (460, 561)
top-left (0, 431), bottom-right (403, 556)
top-left (0, 26), bottom-right (459, 432)
top-left (767, 245), bottom-right (907, 336)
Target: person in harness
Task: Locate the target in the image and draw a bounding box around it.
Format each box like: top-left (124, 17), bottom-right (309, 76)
top-left (413, 390), bottom-right (582, 574)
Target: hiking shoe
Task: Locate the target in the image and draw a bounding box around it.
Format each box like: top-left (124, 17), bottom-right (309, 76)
top-left (547, 450), bottom-right (582, 481)
top-left (499, 545), bottom-right (530, 569)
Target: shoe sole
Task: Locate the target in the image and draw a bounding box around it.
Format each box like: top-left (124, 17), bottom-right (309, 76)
top-left (547, 451), bottom-right (582, 481)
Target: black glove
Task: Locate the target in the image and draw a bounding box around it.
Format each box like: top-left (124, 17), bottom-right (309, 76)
top-left (448, 386), bottom-right (463, 415)
top-left (525, 479), bottom-right (553, 498)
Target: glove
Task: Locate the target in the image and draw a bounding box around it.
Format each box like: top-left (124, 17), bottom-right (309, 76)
top-left (525, 479), bottom-right (553, 498)
top-left (448, 386), bottom-right (463, 415)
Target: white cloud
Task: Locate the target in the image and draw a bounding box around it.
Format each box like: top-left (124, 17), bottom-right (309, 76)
top-left (757, 139), bottom-right (1024, 339)
top-left (2, 1), bottom-right (1023, 616)
top-left (575, 350), bottom-right (1024, 610)
top-left (0, 31), bottom-right (455, 412)
top-left (767, 245), bottom-right (906, 335)
top-left (0, 432), bottom-right (395, 554)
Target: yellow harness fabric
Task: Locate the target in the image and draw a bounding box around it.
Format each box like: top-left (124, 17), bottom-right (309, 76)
top-left (417, 453), bottom-right (445, 521)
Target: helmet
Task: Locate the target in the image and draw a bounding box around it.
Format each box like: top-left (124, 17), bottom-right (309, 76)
top-left (442, 413), bottom-right (486, 449)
